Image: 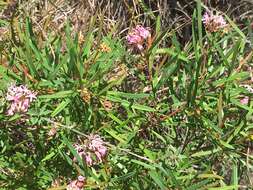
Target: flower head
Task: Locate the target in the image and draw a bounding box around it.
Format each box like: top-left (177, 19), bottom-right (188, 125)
top-left (6, 84), bottom-right (36, 115)
top-left (126, 25), bottom-right (150, 50)
top-left (202, 11), bottom-right (227, 33)
top-left (67, 176), bottom-right (85, 190)
top-left (85, 153), bottom-right (93, 166)
top-left (88, 134), bottom-right (107, 162)
top-left (240, 96), bottom-right (249, 105)
top-left (99, 42), bottom-right (111, 53)
top-left (73, 134), bottom-right (107, 166)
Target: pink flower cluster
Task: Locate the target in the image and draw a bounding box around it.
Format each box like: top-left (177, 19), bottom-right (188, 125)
top-left (73, 134), bottom-right (107, 166)
top-left (126, 25), bottom-right (151, 50)
top-left (240, 96), bottom-right (249, 105)
top-left (202, 11), bottom-right (227, 32)
top-left (67, 176), bottom-right (85, 190)
top-left (6, 84), bottom-right (37, 115)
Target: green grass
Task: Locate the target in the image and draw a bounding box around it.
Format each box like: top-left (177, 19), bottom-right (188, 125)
top-left (0, 1), bottom-right (253, 190)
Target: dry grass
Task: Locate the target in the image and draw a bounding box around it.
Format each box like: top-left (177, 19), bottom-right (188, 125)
top-left (0, 0), bottom-right (253, 42)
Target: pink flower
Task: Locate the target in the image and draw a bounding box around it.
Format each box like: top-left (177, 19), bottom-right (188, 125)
top-left (6, 84), bottom-right (36, 115)
top-left (240, 96), bottom-right (249, 105)
top-left (73, 144), bottom-right (85, 153)
top-left (88, 135), bottom-right (104, 150)
top-left (88, 134), bottom-right (107, 162)
top-left (85, 153), bottom-right (93, 166)
top-left (98, 146), bottom-right (107, 157)
top-left (126, 25), bottom-right (150, 50)
top-left (127, 34), bottom-right (142, 45)
top-left (202, 11), bottom-right (227, 32)
top-left (73, 144), bottom-right (85, 162)
top-left (202, 12), bottom-right (211, 25)
top-left (73, 134), bottom-right (107, 166)
top-left (136, 25), bottom-right (150, 39)
top-left (67, 176), bottom-right (85, 190)
top-left (94, 151), bottom-right (102, 162)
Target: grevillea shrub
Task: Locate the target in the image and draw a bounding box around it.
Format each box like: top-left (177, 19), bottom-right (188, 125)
top-left (1, 1), bottom-right (253, 189)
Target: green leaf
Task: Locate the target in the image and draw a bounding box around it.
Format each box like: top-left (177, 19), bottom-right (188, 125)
top-left (225, 15), bottom-right (246, 39)
top-left (41, 151), bottom-right (56, 162)
top-left (107, 91), bottom-right (150, 99)
top-left (103, 128), bottom-right (127, 144)
top-left (61, 135), bottom-right (84, 169)
top-left (149, 170), bottom-right (167, 190)
top-left (155, 16), bottom-right (161, 35)
top-left (197, 0), bottom-right (203, 47)
top-left (131, 104), bottom-right (155, 112)
top-left (39, 90), bottom-right (75, 99)
top-left (131, 159), bottom-right (155, 170)
top-left (213, 72), bottom-right (249, 87)
top-left (219, 140), bottom-right (234, 150)
top-left (155, 48), bottom-right (189, 62)
top-left (197, 173), bottom-right (224, 180)
top-left (231, 163), bottom-right (238, 189)
top-left (191, 148), bottom-right (221, 157)
top-left (208, 185), bottom-right (240, 190)
top-left (218, 92), bottom-right (224, 128)
top-left (51, 99), bottom-right (71, 117)
top-left (107, 95), bottom-right (155, 112)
